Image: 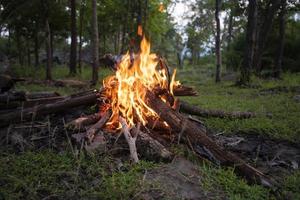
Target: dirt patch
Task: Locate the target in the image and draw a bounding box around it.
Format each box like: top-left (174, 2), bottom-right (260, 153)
top-left (213, 133), bottom-right (300, 182)
top-left (139, 157), bottom-right (226, 200)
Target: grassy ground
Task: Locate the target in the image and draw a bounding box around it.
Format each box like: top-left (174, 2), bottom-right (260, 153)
top-left (1, 64), bottom-right (299, 199)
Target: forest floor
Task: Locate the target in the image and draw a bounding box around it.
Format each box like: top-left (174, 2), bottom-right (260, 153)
top-left (0, 64), bottom-right (299, 199)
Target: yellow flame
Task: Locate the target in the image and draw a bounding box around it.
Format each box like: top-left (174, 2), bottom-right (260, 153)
top-left (103, 36), bottom-right (179, 127)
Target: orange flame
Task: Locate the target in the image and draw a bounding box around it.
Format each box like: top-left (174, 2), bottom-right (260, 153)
top-left (103, 36), bottom-right (179, 127)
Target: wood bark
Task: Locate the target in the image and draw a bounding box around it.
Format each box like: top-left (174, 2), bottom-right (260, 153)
top-left (69, 0), bottom-right (77, 75)
top-left (78, 0), bottom-right (85, 74)
top-left (240, 0), bottom-right (257, 85)
top-left (252, 0), bottom-right (281, 73)
top-left (179, 101), bottom-right (256, 119)
top-left (91, 0), bottom-right (99, 85)
top-left (145, 90), bottom-right (276, 188)
top-left (119, 117), bottom-right (139, 163)
top-left (215, 0), bottom-right (222, 83)
top-left (227, 8), bottom-right (233, 50)
top-left (274, 0), bottom-right (286, 78)
top-left (45, 18), bottom-right (52, 80)
top-left (34, 24), bottom-right (39, 68)
top-left (0, 91), bottom-right (99, 127)
top-left (135, 128), bottom-right (173, 161)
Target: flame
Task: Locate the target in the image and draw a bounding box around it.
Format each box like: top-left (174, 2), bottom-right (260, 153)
top-left (103, 36), bottom-right (179, 127)
top-left (158, 2), bottom-right (165, 12)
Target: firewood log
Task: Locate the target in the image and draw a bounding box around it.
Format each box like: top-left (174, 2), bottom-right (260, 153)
top-left (0, 90), bottom-right (99, 127)
top-left (145, 90), bottom-right (276, 188)
top-left (179, 101), bottom-right (256, 119)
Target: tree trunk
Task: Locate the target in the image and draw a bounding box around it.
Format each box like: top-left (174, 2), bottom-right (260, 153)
top-left (252, 0), bottom-right (281, 74)
top-left (16, 32), bottom-right (24, 66)
top-left (45, 19), bottom-right (52, 80)
top-left (26, 40), bottom-right (31, 66)
top-left (240, 0), bottom-right (257, 85)
top-left (91, 0), bottom-right (99, 85)
top-left (274, 0), bottom-right (286, 78)
top-left (34, 26), bottom-right (39, 68)
top-left (69, 0), bottom-right (77, 75)
top-left (78, 0), bottom-right (85, 74)
top-left (215, 0), bottom-right (222, 83)
top-left (227, 9), bottom-right (233, 50)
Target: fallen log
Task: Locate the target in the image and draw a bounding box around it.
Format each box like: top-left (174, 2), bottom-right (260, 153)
top-left (26, 91), bottom-right (61, 99)
top-left (0, 91), bottom-right (26, 103)
top-left (145, 90), bottom-right (276, 188)
top-left (134, 128), bottom-right (173, 161)
top-left (66, 113), bottom-right (102, 130)
top-left (180, 101), bottom-right (256, 119)
top-left (0, 90), bottom-right (99, 127)
top-left (173, 85), bottom-right (198, 96)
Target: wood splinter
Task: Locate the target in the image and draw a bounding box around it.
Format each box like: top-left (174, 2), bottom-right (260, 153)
top-left (119, 117), bottom-right (139, 163)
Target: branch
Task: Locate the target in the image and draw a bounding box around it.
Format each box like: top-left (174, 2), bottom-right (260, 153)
top-left (119, 117), bottom-right (139, 163)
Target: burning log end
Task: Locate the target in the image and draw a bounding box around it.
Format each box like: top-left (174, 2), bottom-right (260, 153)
top-left (119, 117), bottom-right (139, 163)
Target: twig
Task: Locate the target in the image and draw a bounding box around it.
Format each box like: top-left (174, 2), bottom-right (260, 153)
top-left (119, 117), bottom-right (139, 163)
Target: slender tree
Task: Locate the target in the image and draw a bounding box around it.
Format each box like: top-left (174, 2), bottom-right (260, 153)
top-left (91, 0), bottom-right (99, 85)
top-left (69, 0), bottom-right (77, 75)
top-left (252, 0), bottom-right (281, 73)
top-left (215, 0), bottom-right (222, 83)
top-left (274, 0), bottom-right (286, 78)
top-left (78, 0), bottom-right (85, 74)
top-left (45, 18), bottom-right (52, 80)
top-left (34, 22), bottom-right (39, 68)
top-left (239, 0), bottom-right (258, 85)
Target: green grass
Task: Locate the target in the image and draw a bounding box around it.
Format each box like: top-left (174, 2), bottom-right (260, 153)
top-left (12, 64), bottom-right (113, 95)
top-left (178, 67), bottom-right (300, 142)
top-left (0, 150), bottom-right (156, 199)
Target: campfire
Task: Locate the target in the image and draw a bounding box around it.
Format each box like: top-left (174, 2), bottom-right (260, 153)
top-left (0, 33), bottom-right (275, 189)
top-left (87, 36), bottom-right (183, 163)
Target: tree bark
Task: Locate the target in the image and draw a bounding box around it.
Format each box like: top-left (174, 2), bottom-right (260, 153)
top-left (26, 40), bottom-right (31, 66)
top-left (215, 0), bottom-right (222, 83)
top-left (274, 0), bottom-right (286, 78)
top-left (0, 91), bottom-right (98, 127)
top-left (227, 9), bottom-right (233, 49)
top-left (78, 0), bottom-right (85, 74)
top-left (179, 101), bottom-right (256, 119)
top-left (240, 0), bottom-right (258, 85)
top-left (45, 19), bottom-right (52, 80)
top-left (252, 0), bottom-right (281, 73)
top-left (91, 0), bottom-right (99, 85)
top-left (69, 0), bottom-right (77, 75)
top-left (34, 25), bottom-right (39, 68)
